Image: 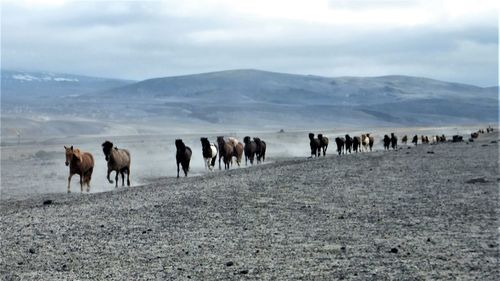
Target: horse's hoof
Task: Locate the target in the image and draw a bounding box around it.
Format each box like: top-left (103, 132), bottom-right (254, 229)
top-left (67, 190), bottom-right (71, 194)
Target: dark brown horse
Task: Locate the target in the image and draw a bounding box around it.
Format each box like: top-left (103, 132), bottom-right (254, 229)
top-left (243, 136), bottom-right (257, 165)
top-left (102, 141), bottom-right (131, 187)
top-left (254, 137), bottom-right (266, 163)
top-left (412, 135), bottom-right (418, 146)
top-left (175, 139), bottom-right (192, 178)
top-left (383, 135), bottom-right (391, 150)
top-left (335, 137), bottom-right (345, 155)
top-left (402, 135), bottom-right (408, 144)
top-left (345, 134), bottom-right (353, 154)
top-left (390, 133), bottom-right (398, 150)
top-left (368, 134), bottom-right (374, 151)
top-left (217, 136), bottom-right (234, 170)
top-left (64, 146), bottom-right (94, 193)
top-left (309, 133), bottom-right (320, 157)
top-left (317, 134), bottom-right (329, 156)
top-left (352, 136), bottom-right (361, 153)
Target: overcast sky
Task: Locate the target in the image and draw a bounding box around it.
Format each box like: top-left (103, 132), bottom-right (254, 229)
top-left (1, 0), bottom-right (498, 86)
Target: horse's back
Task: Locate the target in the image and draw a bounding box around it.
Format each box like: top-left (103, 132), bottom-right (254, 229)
top-left (82, 152), bottom-right (95, 170)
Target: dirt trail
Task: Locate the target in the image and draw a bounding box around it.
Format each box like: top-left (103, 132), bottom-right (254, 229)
top-left (1, 133), bottom-right (498, 280)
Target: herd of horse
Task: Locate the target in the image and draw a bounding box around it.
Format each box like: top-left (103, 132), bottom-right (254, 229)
top-left (64, 126), bottom-right (494, 193)
top-left (64, 136), bottom-right (266, 193)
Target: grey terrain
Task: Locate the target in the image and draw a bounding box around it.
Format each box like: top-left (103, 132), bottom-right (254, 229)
top-left (1, 131), bottom-right (498, 280)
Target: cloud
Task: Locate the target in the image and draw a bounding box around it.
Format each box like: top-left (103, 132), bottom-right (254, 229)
top-left (1, 0), bottom-right (498, 86)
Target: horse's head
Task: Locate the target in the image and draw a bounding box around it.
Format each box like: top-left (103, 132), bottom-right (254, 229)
top-left (243, 136), bottom-right (251, 144)
top-left (308, 133), bottom-right (314, 140)
top-left (102, 141), bottom-right (114, 161)
top-left (318, 134), bottom-right (323, 141)
top-left (216, 136), bottom-right (225, 145)
top-left (64, 146), bottom-right (82, 166)
top-left (64, 145), bottom-right (73, 166)
top-left (175, 139), bottom-right (185, 150)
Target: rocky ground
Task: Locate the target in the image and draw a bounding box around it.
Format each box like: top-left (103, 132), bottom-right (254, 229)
top-left (1, 132), bottom-right (498, 280)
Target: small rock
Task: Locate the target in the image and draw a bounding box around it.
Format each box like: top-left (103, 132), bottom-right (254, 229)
top-left (338, 215), bottom-right (345, 219)
top-left (17, 261), bottom-right (24, 265)
top-left (482, 144), bottom-right (488, 147)
top-left (239, 270), bottom-right (249, 274)
top-left (390, 248), bottom-right (398, 254)
top-left (226, 261), bottom-right (234, 267)
top-left (466, 178), bottom-right (488, 184)
top-left (255, 250), bottom-right (260, 254)
top-left (43, 199), bottom-right (53, 205)
top-left (427, 151), bottom-right (434, 154)
top-left (340, 246), bottom-right (346, 251)
top-left (177, 267), bottom-right (183, 271)
top-left (427, 238), bottom-right (431, 242)
top-left (28, 248), bottom-right (36, 254)
top-left (100, 224), bottom-right (104, 228)
top-left (490, 140), bottom-right (497, 144)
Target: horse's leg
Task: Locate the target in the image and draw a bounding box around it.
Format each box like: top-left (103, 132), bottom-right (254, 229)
top-left (107, 168), bottom-right (114, 184)
top-left (219, 155), bottom-right (221, 170)
top-left (115, 171), bottom-right (119, 188)
top-left (67, 173), bottom-right (73, 193)
top-left (121, 170), bottom-right (125, 186)
top-left (126, 166), bottom-right (131, 186)
top-left (79, 173), bottom-right (83, 193)
top-left (177, 161), bottom-right (180, 178)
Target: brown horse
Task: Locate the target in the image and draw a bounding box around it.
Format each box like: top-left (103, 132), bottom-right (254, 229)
top-left (217, 136), bottom-right (234, 170)
top-left (243, 136), bottom-right (257, 165)
top-left (317, 134), bottom-right (329, 156)
top-left (352, 136), bottom-right (361, 153)
top-left (64, 146), bottom-right (94, 193)
top-left (309, 133), bottom-right (320, 157)
top-left (254, 137), bottom-right (266, 163)
top-left (402, 135), bottom-right (408, 144)
top-left (102, 141), bottom-right (131, 187)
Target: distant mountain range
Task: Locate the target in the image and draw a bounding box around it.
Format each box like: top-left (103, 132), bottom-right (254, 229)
top-left (1, 69), bottom-right (498, 138)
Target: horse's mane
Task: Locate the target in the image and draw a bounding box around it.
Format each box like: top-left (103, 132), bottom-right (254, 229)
top-left (175, 139), bottom-right (186, 151)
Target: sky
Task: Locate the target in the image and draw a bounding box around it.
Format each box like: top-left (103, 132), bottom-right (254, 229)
top-left (1, 0), bottom-right (498, 86)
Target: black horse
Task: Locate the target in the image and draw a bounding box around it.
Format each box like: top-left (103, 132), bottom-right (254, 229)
top-left (309, 133), bottom-right (320, 157)
top-left (335, 137), bottom-right (345, 155)
top-left (200, 137), bottom-right (217, 170)
top-left (317, 134), bottom-right (329, 156)
top-left (254, 137), bottom-right (266, 163)
top-left (352, 136), bottom-right (361, 153)
top-left (390, 133), bottom-right (398, 150)
top-left (344, 134), bottom-right (353, 154)
top-left (412, 135), bottom-right (418, 146)
top-left (383, 135), bottom-right (391, 150)
top-left (243, 136), bottom-right (257, 165)
top-left (175, 139), bottom-right (192, 178)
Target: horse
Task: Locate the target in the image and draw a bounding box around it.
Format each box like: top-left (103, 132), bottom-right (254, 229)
top-left (471, 132), bottom-right (479, 139)
top-left (232, 142), bottom-right (244, 166)
top-left (217, 136), bottom-right (234, 170)
top-left (402, 135), bottom-right (408, 144)
top-left (175, 139), bottom-right (192, 178)
top-left (352, 136), bottom-right (361, 153)
top-left (335, 137), bottom-right (345, 155)
top-left (308, 133), bottom-right (320, 157)
top-left (345, 134), bottom-right (353, 154)
top-left (439, 135), bottom-right (446, 142)
top-left (102, 141), bottom-right (131, 187)
top-left (227, 137), bottom-right (239, 148)
top-left (390, 133), bottom-right (398, 150)
top-left (361, 134), bottom-right (370, 152)
top-left (200, 137), bottom-right (217, 170)
top-left (243, 136), bottom-right (257, 165)
top-left (317, 134), bottom-right (329, 156)
top-left (412, 135), bottom-right (418, 146)
top-left (254, 137), bottom-right (266, 163)
top-left (368, 134), bottom-right (374, 151)
top-left (452, 135), bottom-right (463, 142)
top-left (64, 146), bottom-right (94, 193)
top-left (383, 135), bottom-right (391, 150)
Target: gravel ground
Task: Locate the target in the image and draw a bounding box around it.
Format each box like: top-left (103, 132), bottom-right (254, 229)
top-left (1, 132), bottom-right (498, 280)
